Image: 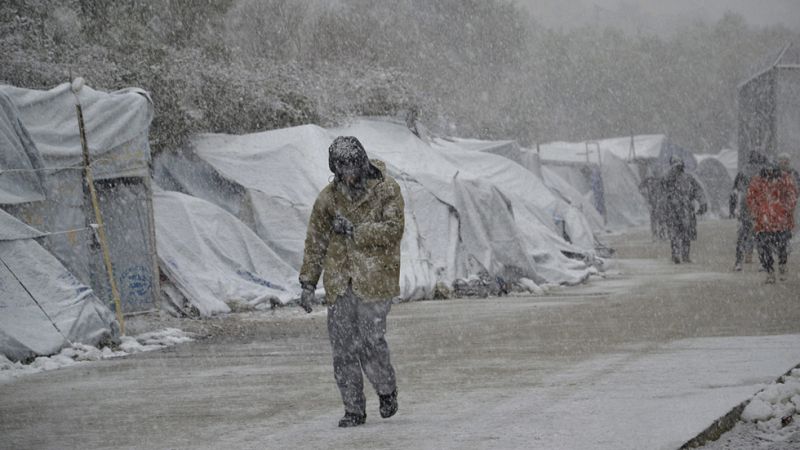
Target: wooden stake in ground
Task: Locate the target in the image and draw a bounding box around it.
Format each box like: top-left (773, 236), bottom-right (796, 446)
top-left (71, 77), bottom-right (126, 335)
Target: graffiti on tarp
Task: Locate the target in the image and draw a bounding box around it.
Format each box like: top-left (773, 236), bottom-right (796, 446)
top-left (236, 269), bottom-right (286, 291)
top-left (120, 265), bottom-right (151, 304)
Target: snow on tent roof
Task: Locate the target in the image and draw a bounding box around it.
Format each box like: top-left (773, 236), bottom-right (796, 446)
top-left (0, 209), bottom-right (117, 361)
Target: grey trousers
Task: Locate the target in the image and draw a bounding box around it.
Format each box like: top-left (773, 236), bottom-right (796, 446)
top-left (327, 288), bottom-right (396, 416)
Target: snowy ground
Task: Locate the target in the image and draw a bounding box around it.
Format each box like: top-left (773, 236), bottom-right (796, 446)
top-left (1, 219), bottom-right (799, 449)
top-left (0, 329), bottom-right (196, 384)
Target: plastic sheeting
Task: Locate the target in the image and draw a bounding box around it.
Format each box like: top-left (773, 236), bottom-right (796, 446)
top-left (538, 140), bottom-right (650, 229)
top-left (430, 136), bottom-right (598, 252)
top-left (154, 190), bottom-right (297, 316)
top-left (154, 119), bottom-right (597, 314)
top-left (0, 83), bottom-right (153, 180)
top-left (0, 209), bottom-right (117, 361)
top-left (0, 84), bottom-right (158, 313)
top-left (0, 91), bottom-right (45, 205)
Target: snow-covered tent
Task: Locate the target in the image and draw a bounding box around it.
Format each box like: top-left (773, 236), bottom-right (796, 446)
top-left (0, 84), bottom-right (159, 314)
top-left (539, 166), bottom-right (606, 233)
top-left (537, 140), bottom-right (650, 228)
top-left (536, 134), bottom-right (707, 229)
top-left (426, 137), bottom-right (598, 252)
top-left (434, 137), bottom-right (605, 241)
top-left (0, 209), bottom-right (117, 361)
top-left (154, 190), bottom-right (297, 316)
top-left (155, 118), bottom-right (597, 313)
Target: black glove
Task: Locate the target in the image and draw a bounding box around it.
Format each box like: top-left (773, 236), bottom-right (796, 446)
top-left (299, 284), bottom-right (314, 313)
top-left (332, 213), bottom-right (354, 237)
top-left (697, 203), bottom-right (708, 215)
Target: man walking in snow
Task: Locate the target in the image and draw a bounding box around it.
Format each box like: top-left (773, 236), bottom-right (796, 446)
top-left (746, 162), bottom-right (798, 283)
top-left (298, 136), bottom-right (404, 427)
top-left (662, 156), bottom-right (708, 264)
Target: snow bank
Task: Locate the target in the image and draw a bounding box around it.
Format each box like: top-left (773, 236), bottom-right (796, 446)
top-left (740, 367), bottom-right (800, 439)
top-left (0, 328), bottom-right (195, 384)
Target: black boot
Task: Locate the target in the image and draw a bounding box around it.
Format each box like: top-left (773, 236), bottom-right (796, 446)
top-left (338, 412), bottom-right (366, 428)
top-left (379, 390), bottom-right (398, 419)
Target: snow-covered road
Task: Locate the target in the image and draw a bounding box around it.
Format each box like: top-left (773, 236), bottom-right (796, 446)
top-left (1, 220), bottom-right (799, 449)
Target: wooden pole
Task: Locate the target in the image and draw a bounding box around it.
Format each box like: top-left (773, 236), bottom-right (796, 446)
top-left (73, 84), bottom-right (126, 335)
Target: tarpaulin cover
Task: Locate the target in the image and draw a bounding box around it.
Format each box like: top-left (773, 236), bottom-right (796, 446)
top-left (538, 140), bottom-right (650, 228)
top-left (154, 190), bottom-right (297, 316)
top-left (0, 83), bottom-right (153, 180)
top-left (0, 91), bottom-right (45, 205)
top-left (0, 84), bottom-right (158, 313)
top-left (0, 209), bottom-right (117, 361)
top-left (155, 119), bottom-right (598, 315)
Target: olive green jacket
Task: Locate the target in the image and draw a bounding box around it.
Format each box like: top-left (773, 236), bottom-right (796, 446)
top-left (299, 160), bottom-right (404, 303)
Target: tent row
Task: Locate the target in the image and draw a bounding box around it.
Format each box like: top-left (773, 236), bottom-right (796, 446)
top-left (4, 83), bottom-right (687, 360)
top-left (534, 135), bottom-right (735, 228)
top-left (153, 118), bottom-right (605, 313)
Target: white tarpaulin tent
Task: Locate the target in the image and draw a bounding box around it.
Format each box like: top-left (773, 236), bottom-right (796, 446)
top-left (154, 190), bottom-right (298, 316)
top-left (538, 140), bottom-right (650, 229)
top-left (155, 119), bottom-right (597, 314)
top-left (449, 138), bottom-right (606, 233)
top-left (0, 91), bottom-right (45, 205)
top-left (0, 209), bottom-right (117, 361)
top-left (430, 136), bottom-right (599, 251)
top-left (539, 166), bottom-right (606, 233)
top-left (0, 83), bottom-right (159, 313)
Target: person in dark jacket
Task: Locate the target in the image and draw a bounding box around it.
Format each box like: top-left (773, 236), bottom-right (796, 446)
top-left (662, 156), bottom-right (708, 263)
top-left (298, 136), bottom-right (404, 427)
top-left (746, 163), bottom-right (798, 283)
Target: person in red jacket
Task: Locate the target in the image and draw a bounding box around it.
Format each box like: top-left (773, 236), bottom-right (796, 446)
top-left (746, 163), bottom-right (798, 283)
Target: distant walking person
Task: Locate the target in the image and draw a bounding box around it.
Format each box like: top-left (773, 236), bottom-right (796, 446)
top-left (746, 162), bottom-right (798, 283)
top-left (298, 136), bottom-right (404, 427)
top-left (662, 156), bottom-right (708, 264)
top-left (731, 151), bottom-right (769, 270)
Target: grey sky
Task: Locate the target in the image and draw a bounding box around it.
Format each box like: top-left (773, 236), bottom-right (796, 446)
top-left (520, 0), bottom-right (800, 34)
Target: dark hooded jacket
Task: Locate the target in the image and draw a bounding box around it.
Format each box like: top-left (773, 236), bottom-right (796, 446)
top-left (299, 138), bottom-right (404, 303)
top-left (662, 163), bottom-right (707, 240)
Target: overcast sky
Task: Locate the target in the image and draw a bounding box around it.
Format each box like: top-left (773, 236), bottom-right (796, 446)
top-left (520, 0), bottom-right (800, 34)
